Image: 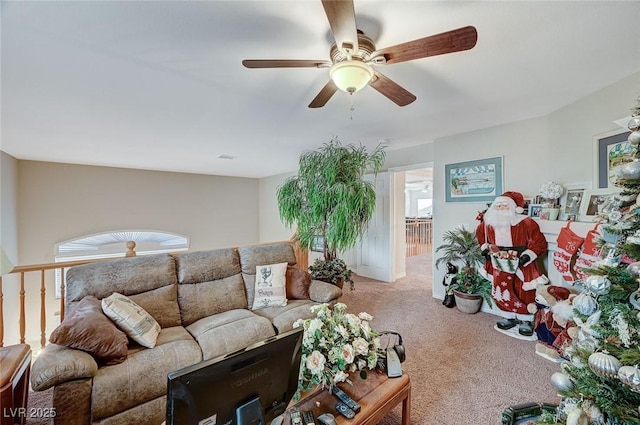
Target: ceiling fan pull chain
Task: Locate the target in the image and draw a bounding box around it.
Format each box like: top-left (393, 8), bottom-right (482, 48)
top-left (349, 94), bottom-right (355, 120)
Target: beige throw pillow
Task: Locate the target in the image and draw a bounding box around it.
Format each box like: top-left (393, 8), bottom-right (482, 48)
top-left (251, 262), bottom-right (288, 310)
top-left (102, 292), bottom-right (161, 348)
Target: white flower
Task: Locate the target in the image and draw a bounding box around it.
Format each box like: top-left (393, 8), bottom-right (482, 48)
top-left (360, 320), bottom-right (372, 338)
top-left (333, 370), bottom-right (349, 383)
top-left (358, 312), bottom-right (373, 321)
top-left (352, 337), bottom-right (369, 355)
top-left (293, 319), bottom-right (304, 329)
top-left (335, 324), bottom-right (349, 339)
top-left (294, 303), bottom-right (379, 401)
top-left (539, 181), bottom-right (564, 199)
top-left (307, 318), bottom-right (324, 335)
top-left (341, 344), bottom-right (355, 363)
top-left (306, 350), bottom-right (326, 375)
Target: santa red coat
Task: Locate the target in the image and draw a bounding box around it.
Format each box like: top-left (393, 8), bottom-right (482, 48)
top-left (476, 216), bottom-right (549, 314)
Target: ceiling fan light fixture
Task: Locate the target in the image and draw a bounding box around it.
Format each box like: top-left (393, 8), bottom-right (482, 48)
top-left (329, 60), bottom-right (373, 94)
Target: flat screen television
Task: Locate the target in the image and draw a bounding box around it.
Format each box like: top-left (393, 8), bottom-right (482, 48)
top-left (166, 327), bottom-right (303, 425)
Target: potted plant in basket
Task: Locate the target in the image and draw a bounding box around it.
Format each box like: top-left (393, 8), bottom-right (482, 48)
top-left (435, 227), bottom-right (493, 313)
top-left (277, 138), bottom-right (385, 290)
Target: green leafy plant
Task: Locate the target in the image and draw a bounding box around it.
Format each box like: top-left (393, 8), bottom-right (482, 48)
top-left (435, 227), bottom-right (493, 306)
top-left (450, 268), bottom-right (493, 307)
top-left (309, 258), bottom-right (354, 290)
top-left (277, 138), bottom-right (385, 289)
top-left (292, 303), bottom-right (379, 401)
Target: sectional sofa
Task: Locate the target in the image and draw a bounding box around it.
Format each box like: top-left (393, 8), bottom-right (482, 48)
top-left (30, 242), bottom-right (342, 425)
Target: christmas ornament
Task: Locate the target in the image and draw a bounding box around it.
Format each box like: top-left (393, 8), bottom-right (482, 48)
top-left (575, 336), bottom-right (598, 354)
top-left (550, 372), bottom-right (574, 392)
top-left (629, 116), bottom-right (640, 132)
top-left (573, 293), bottom-right (598, 315)
top-left (608, 210), bottom-right (623, 221)
top-left (584, 275), bottom-right (612, 295)
top-left (628, 131), bottom-right (640, 146)
top-left (565, 408), bottom-right (588, 425)
top-left (627, 233), bottom-right (640, 246)
top-left (588, 352), bottom-right (621, 378)
top-left (617, 365), bottom-right (640, 391)
top-left (583, 401), bottom-right (605, 424)
top-left (620, 159), bottom-right (640, 179)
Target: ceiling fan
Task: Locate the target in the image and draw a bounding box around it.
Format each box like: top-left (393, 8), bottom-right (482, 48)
top-left (242, 0), bottom-right (477, 108)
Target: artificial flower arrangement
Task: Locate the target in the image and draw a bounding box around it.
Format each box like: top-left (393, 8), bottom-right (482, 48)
top-left (538, 181), bottom-right (564, 207)
top-left (292, 302), bottom-right (380, 401)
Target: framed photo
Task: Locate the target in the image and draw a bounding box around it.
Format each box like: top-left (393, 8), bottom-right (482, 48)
top-left (445, 156), bottom-right (503, 203)
top-left (579, 188), bottom-right (622, 222)
top-left (528, 204), bottom-right (543, 219)
top-left (310, 236), bottom-right (324, 253)
top-left (594, 129), bottom-right (633, 188)
top-left (559, 182), bottom-right (591, 221)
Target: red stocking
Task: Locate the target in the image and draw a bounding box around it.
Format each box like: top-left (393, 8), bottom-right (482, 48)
top-left (553, 222), bottom-right (584, 283)
top-left (574, 224), bottom-right (602, 281)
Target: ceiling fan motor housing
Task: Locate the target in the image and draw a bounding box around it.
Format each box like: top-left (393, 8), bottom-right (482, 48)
top-left (330, 31), bottom-right (376, 63)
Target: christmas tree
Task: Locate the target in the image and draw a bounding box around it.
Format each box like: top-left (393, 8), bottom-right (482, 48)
top-left (539, 97), bottom-right (640, 424)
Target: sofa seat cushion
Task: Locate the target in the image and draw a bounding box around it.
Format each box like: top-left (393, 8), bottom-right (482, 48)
top-left (186, 309), bottom-right (276, 360)
top-left (91, 326), bottom-right (201, 421)
top-left (252, 300), bottom-right (318, 333)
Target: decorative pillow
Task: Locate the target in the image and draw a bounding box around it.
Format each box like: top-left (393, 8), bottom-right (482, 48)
top-left (49, 296), bottom-right (129, 365)
top-left (286, 266), bottom-right (311, 300)
top-left (101, 292), bottom-right (161, 348)
top-left (251, 262), bottom-right (288, 310)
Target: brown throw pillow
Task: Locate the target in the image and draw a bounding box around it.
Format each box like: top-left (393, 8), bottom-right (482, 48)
top-left (286, 266), bottom-right (311, 300)
top-left (49, 296), bottom-right (129, 365)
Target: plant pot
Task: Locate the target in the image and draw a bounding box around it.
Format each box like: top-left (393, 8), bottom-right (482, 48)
top-left (540, 207), bottom-right (560, 221)
top-left (453, 290), bottom-right (483, 314)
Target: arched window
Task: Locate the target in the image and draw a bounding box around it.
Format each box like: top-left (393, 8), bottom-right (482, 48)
top-left (54, 230), bottom-right (189, 297)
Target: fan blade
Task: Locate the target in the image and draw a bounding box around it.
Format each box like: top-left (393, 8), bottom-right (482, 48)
top-left (242, 59), bottom-right (331, 69)
top-left (322, 0), bottom-right (358, 54)
top-left (369, 70), bottom-right (416, 107)
top-left (309, 80), bottom-right (338, 108)
top-left (371, 26), bottom-right (478, 65)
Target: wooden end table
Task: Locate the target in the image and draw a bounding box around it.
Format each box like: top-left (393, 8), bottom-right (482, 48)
top-left (288, 371), bottom-right (411, 425)
top-left (0, 344), bottom-right (32, 425)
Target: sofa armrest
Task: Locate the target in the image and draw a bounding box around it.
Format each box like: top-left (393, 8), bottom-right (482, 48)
top-left (31, 344), bottom-right (98, 391)
top-left (309, 279), bottom-right (342, 303)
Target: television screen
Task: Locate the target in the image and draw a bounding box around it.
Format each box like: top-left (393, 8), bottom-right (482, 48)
top-left (166, 327), bottom-right (303, 425)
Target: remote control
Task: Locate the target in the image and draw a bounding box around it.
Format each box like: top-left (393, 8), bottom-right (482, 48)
top-left (331, 385), bottom-right (361, 413)
top-left (301, 410), bottom-right (316, 425)
top-left (290, 408), bottom-right (302, 425)
top-left (335, 401), bottom-right (356, 419)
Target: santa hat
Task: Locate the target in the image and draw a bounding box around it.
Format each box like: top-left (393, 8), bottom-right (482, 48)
top-left (493, 191), bottom-right (525, 214)
top-left (548, 285), bottom-right (571, 302)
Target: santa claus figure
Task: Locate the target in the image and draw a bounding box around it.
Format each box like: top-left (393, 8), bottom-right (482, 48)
top-left (476, 191), bottom-right (549, 338)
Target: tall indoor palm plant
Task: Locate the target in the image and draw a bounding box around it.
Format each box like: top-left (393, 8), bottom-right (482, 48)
top-left (277, 138), bottom-right (385, 289)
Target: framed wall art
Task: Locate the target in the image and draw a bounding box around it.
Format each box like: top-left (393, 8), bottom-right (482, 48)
top-left (579, 188), bottom-right (622, 222)
top-left (528, 204), bottom-right (543, 219)
top-left (594, 129), bottom-right (633, 188)
top-left (559, 182), bottom-right (591, 221)
top-left (445, 156), bottom-right (503, 203)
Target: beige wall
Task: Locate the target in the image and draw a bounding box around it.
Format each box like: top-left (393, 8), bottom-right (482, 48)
top-left (18, 161), bottom-right (260, 265)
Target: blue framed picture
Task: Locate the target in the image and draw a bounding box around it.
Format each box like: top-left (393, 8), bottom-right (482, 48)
top-left (445, 156), bottom-right (503, 203)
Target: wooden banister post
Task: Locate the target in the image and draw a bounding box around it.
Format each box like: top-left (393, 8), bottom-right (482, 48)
top-left (125, 241), bottom-right (137, 257)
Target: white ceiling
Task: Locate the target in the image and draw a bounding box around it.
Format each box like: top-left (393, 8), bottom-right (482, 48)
top-left (2, 1), bottom-right (639, 178)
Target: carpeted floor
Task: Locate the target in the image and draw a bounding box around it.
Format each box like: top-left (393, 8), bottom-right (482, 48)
top-left (341, 254), bottom-right (559, 425)
top-left (26, 254), bottom-right (560, 424)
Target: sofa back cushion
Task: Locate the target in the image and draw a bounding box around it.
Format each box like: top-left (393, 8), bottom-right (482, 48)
top-left (173, 248), bottom-right (248, 326)
top-left (66, 254), bottom-right (179, 320)
top-left (237, 243), bottom-right (297, 308)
